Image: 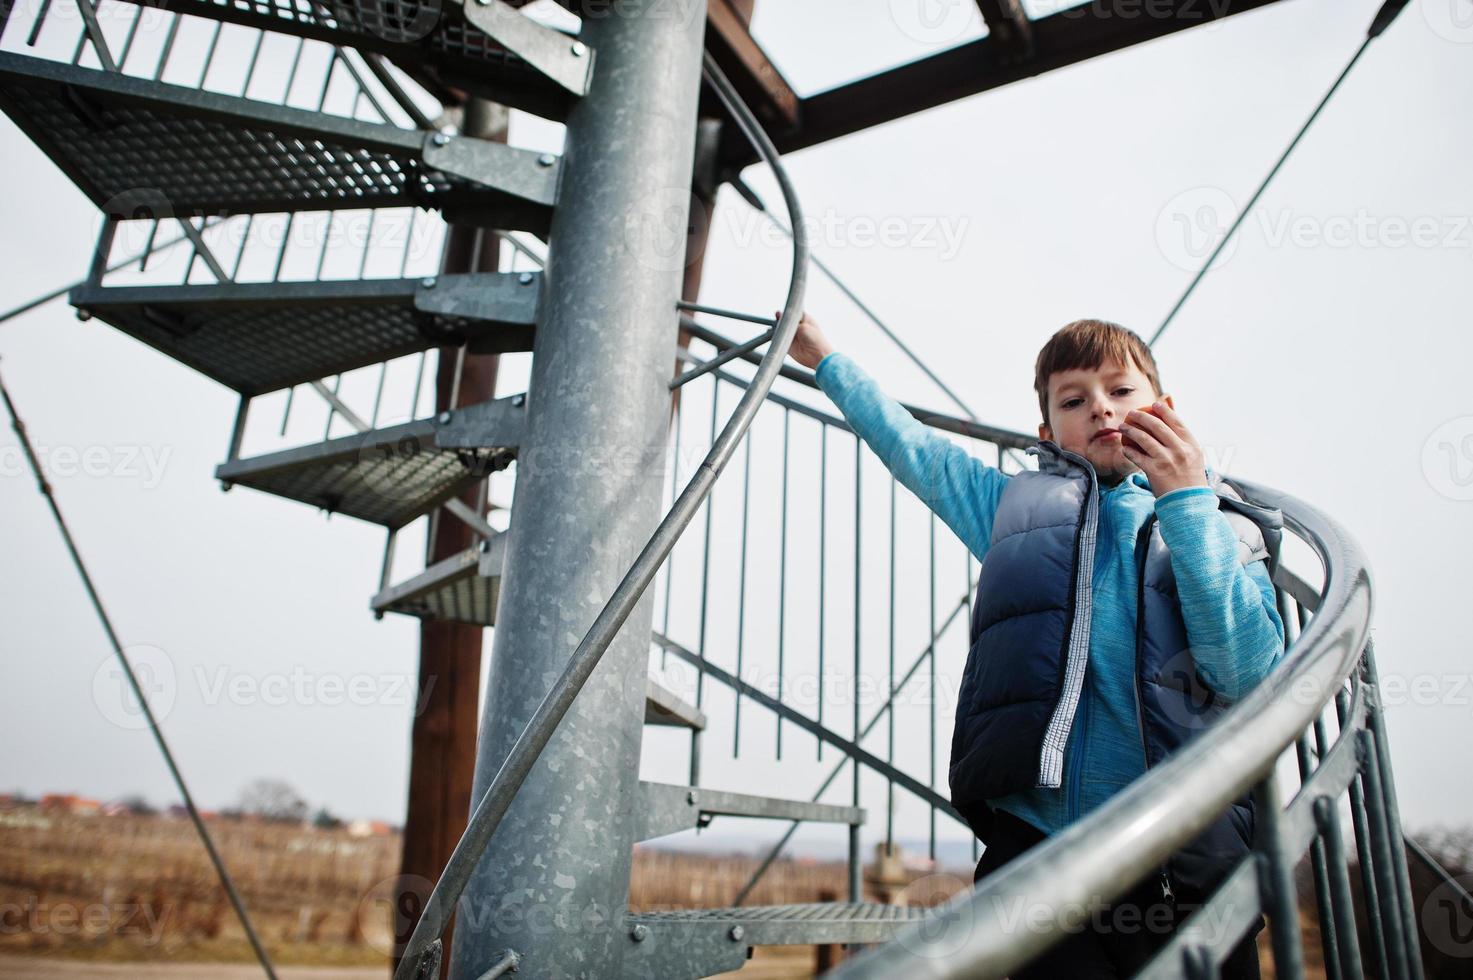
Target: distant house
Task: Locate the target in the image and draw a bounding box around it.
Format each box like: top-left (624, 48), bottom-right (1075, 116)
top-left (346, 819), bottom-right (394, 837)
top-left (39, 794), bottom-right (102, 815)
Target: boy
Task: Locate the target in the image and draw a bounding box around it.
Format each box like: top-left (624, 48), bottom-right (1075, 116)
top-left (788, 314), bottom-right (1285, 979)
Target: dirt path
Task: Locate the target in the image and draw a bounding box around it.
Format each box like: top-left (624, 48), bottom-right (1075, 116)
top-left (0, 957), bottom-right (387, 979)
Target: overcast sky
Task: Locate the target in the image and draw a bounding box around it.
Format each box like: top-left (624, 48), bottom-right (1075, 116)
top-left (2, 0), bottom-right (1471, 861)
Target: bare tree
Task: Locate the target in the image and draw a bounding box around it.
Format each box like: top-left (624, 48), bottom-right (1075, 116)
top-left (236, 778), bottom-right (309, 823)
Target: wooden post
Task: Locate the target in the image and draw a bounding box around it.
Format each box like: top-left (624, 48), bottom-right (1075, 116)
top-left (394, 97), bottom-right (507, 979)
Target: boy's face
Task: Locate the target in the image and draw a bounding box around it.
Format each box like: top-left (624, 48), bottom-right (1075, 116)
top-left (1039, 358), bottom-right (1173, 482)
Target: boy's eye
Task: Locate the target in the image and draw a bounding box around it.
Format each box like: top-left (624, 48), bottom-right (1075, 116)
top-left (1114, 387), bottom-right (1135, 397)
top-left (1062, 398), bottom-right (1082, 409)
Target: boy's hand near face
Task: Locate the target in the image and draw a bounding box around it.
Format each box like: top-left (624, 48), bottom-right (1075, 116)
top-left (779, 310), bottom-right (834, 370)
top-left (1119, 401), bottom-right (1210, 497)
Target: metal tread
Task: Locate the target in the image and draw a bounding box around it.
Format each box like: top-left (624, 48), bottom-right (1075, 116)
top-left (634, 781), bottom-right (863, 842)
top-left (627, 901), bottom-right (928, 945)
top-left (96, 0), bottom-right (583, 120)
top-left (644, 677), bottom-right (705, 731)
top-left (216, 395), bottom-right (523, 527)
top-left (71, 273), bottom-right (539, 396)
top-left (372, 536), bottom-right (504, 623)
top-left (0, 52), bottom-right (557, 230)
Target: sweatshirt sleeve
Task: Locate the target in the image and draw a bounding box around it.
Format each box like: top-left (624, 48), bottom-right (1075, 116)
top-left (1153, 486), bottom-right (1286, 699)
top-left (813, 351), bottom-right (1008, 561)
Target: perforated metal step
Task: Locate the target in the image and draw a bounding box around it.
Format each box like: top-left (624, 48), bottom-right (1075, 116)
top-left (71, 273), bottom-right (539, 396)
top-left (372, 536), bottom-right (505, 624)
top-left (629, 902), bottom-right (927, 945)
top-left (644, 677), bottom-right (705, 731)
top-left (0, 53), bottom-right (558, 230)
top-left (622, 901), bottom-right (930, 976)
top-left (216, 395), bottom-right (523, 527)
top-left (634, 781), bottom-right (864, 842)
top-left (98, 0), bottom-right (588, 120)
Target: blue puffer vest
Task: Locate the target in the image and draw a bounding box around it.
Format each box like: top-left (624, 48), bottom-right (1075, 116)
top-left (949, 440), bottom-right (1284, 896)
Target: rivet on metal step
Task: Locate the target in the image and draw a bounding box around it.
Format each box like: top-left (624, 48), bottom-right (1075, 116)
top-left (512, 394), bottom-right (526, 407)
top-left (518, 272), bottom-right (534, 285)
top-left (438, 412), bottom-right (452, 424)
top-left (537, 153), bottom-right (556, 167)
top-left (630, 924), bottom-right (649, 943)
top-left (728, 925), bottom-right (744, 942)
top-left (422, 277), bottom-right (437, 289)
top-left (479, 538), bottom-right (492, 553)
top-left (571, 41), bottom-right (587, 57)
top-left (687, 790), bottom-right (698, 805)
top-left (75, 308), bottom-right (93, 321)
top-left (432, 132), bottom-right (451, 147)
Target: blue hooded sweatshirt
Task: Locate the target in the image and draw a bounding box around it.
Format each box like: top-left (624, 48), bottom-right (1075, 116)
top-left (813, 351), bottom-right (1285, 835)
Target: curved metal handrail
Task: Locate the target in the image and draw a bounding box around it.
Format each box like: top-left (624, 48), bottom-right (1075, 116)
top-left (827, 478), bottom-right (1374, 978)
top-left (389, 49), bottom-right (811, 980)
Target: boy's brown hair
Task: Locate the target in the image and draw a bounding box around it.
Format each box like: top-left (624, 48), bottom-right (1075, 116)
top-left (1034, 319), bottom-right (1163, 427)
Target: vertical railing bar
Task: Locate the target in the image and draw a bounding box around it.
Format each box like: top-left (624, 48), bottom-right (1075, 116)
top-left (886, 474), bottom-right (895, 853)
top-left (774, 407), bottom-right (789, 759)
top-left (114, 3), bottom-right (144, 73)
top-left (850, 436), bottom-right (861, 903)
top-left (968, 540), bottom-right (978, 866)
top-left (447, 344), bottom-right (466, 416)
top-left (322, 374), bottom-right (340, 439)
top-left (1360, 726), bottom-right (1414, 980)
top-left (281, 35), bottom-right (307, 104)
top-left (315, 48), bottom-right (339, 113)
top-left (660, 391), bottom-right (683, 673)
top-left (357, 209), bottom-right (378, 280)
top-left (1314, 714), bottom-right (1365, 979)
top-left (136, 219), bottom-right (160, 275)
top-left (197, 19), bottom-right (223, 89)
top-left (369, 362), bottom-right (388, 428)
top-left (313, 213), bottom-right (334, 281)
top-left (25, 0), bottom-right (55, 48)
top-left (1296, 734), bottom-right (1343, 980)
top-left (226, 394), bottom-right (249, 461)
top-left (239, 28), bottom-right (265, 96)
top-left (1361, 645), bottom-right (1428, 980)
top-left (688, 378), bottom-right (720, 790)
top-left (279, 385), bottom-right (295, 437)
top-left (379, 527), bottom-right (398, 592)
top-left (409, 350), bottom-right (427, 419)
top-left (733, 425), bottom-right (752, 757)
top-left (1342, 685), bottom-right (1391, 980)
top-left (151, 14), bottom-right (181, 81)
top-left (817, 424), bottom-right (827, 761)
top-left (1255, 770), bottom-right (1307, 979)
top-left (229, 214), bottom-right (255, 281)
top-left (398, 209), bottom-right (419, 279)
top-left (929, 509), bottom-right (938, 863)
top-left (271, 213), bottom-right (295, 282)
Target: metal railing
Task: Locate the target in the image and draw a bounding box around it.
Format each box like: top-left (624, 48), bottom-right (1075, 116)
top-left (388, 47), bottom-right (812, 980)
top-left (815, 477), bottom-right (1429, 978)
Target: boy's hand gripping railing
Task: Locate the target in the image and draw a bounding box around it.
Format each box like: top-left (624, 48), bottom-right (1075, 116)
top-left (390, 49), bottom-right (811, 980)
top-left (825, 479), bottom-right (1390, 979)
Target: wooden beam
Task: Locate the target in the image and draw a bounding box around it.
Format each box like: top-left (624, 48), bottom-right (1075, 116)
top-left (720, 0), bottom-right (1292, 168)
top-left (705, 0), bottom-right (800, 130)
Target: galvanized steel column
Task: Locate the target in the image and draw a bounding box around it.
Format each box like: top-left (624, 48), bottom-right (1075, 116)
top-left (447, 2), bottom-right (707, 977)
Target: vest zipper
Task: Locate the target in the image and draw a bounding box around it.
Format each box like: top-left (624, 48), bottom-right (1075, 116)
top-left (1132, 513), bottom-right (1176, 910)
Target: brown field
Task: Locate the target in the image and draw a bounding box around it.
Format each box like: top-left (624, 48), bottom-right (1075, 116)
top-left (0, 806), bottom-right (968, 977)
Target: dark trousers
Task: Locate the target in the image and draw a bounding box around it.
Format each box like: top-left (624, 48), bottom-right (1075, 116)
top-left (971, 810), bottom-right (1262, 979)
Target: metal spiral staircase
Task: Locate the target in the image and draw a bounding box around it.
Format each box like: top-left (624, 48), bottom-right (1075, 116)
top-left (0, 0), bottom-right (1453, 977)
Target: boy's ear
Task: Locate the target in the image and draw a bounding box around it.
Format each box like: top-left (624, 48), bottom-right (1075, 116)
top-left (1038, 422), bottom-right (1052, 441)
